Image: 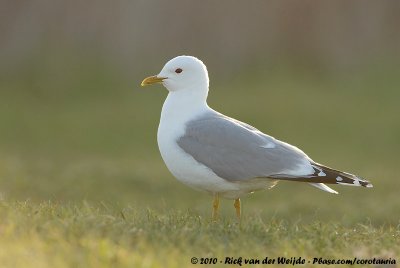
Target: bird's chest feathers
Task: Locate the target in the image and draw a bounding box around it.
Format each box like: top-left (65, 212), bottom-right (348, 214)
top-left (157, 96), bottom-right (227, 191)
top-left (157, 105), bottom-right (203, 180)
top-left (157, 123), bottom-right (220, 190)
top-left (157, 92), bottom-right (207, 155)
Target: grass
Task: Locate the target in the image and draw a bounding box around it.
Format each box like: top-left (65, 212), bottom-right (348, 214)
top-left (0, 202), bottom-right (398, 268)
top-left (0, 56), bottom-right (399, 267)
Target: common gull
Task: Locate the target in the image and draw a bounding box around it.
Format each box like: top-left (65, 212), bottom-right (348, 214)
top-left (141, 55), bottom-right (373, 220)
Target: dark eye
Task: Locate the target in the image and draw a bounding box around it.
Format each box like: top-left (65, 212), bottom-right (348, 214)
top-left (175, 68), bottom-right (183, 74)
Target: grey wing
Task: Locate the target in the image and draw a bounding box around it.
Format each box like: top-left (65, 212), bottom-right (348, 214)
top-left (177, 112), bottom-right (312, 181)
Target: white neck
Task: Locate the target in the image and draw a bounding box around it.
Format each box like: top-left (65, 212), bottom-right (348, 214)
top-left (160, 85), bottom-right (209, 123)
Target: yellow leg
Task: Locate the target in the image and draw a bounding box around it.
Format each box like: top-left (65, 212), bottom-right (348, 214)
top-left (212, 193), bottom-right (220, 221)
top-left (234, 198), bottom-right (241, 220)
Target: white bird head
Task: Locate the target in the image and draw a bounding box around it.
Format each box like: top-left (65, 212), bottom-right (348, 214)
top-left (141, 56), bottom-right (209, 92)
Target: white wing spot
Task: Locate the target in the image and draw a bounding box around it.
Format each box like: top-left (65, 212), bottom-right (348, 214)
top-left (318, 171), bottom-right (326, 176)
top-left (336, 176), bottom-right (343, 181)
top-left (353, 179), bottom-right (361, 186)
top-left (261, 142), bottom-right (276, 149)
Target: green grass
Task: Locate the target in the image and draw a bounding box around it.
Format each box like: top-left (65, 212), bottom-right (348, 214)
top-left (0, 57), bottom-right (399, 267)
top-left (0, 202), bottom-right (398, 268)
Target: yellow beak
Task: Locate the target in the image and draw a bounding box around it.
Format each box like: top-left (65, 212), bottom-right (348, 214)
top-left (141, 75), bottom-right (166, 87)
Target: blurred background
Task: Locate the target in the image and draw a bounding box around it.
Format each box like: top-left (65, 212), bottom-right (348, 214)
top-left (0, 0), bottom-right (399, 224)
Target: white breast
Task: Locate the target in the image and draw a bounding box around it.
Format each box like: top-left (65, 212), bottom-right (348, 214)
top-left (157, 93), bottom-right (236, 194)
top-left (157, 91), bottom-right (277, 199)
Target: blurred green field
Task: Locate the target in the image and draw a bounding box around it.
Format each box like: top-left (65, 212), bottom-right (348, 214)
top-left (0, 55), bottom-right (399, 267)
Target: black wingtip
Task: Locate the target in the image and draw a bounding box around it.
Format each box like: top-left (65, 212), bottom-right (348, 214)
top-left (313, 163), bottom-right (373, 188)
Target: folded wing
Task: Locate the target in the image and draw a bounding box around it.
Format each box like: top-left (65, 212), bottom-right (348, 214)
top-left (177, 111), bottom-right (372, 191)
